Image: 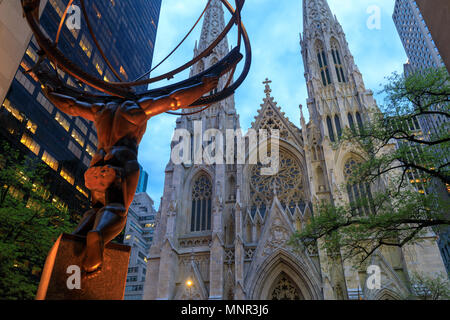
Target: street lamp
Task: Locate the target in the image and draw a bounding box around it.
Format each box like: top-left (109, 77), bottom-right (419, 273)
top-left (186, 279), bottom-right (193, 300)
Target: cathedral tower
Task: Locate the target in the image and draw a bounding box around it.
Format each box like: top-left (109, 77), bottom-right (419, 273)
top-left (143, 0), bottom-right (447, 300)
top-left (143, 0), bottom-right (240, 300)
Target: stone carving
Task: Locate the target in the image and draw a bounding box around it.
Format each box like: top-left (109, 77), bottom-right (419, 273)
top-left (270, 274), bottom-right (302, 300)
top-left (262, 218), bottom-right (290, 257)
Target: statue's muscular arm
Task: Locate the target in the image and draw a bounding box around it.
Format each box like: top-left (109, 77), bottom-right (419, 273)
top-left (43, 90), bottom-right (98, 121)
top-left (138, 76), bottom-right (219, 117)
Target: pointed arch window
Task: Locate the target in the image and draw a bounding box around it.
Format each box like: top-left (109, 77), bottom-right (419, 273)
top-left (191, 174), bottom-right (212, 232)
top-left (343, 159), bottom-right (374, 216)
top-left (331, 40), bottom-right (346, 83)
top-left (326, 116), bottom-right (335, 142)
top-left (355, 112), bottom-right (364, 130)
top-left (348, 113), bottom-right (355, 130)
top-left (334, 115), bottom-right (342, 138)
top-left (316, 42), bottom-right (332, 86)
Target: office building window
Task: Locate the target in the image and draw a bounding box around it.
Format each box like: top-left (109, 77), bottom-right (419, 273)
top-left (71, 129), bottom-right (85, 147)
top-left (2, 99), bottom-right (24, 122)
top-left (89, 132), bottom-right (98, 146)
top-left (37, 93), bottom-right (54, 114)
top-left (75, 118), bottom-right (88, 135)
top-left (26, 46), bottom-right (38, 63)
top-left (60, 168), bottom-right (75, 185)
top-left (20, 134), bottom-right (40, 156)
top-left (76, 185), bottom-right (89, 198)
top-left (79, 34), bottom-right (93, 58)
top-left (68, 141), bottom-right (82, 159)
top-left (55, 112), bottom-right (70, 131)
top-left (85, 144), bottom-right (95, 157)
top-left (42, 151), bottom-right (58, 171)
top-left (15, 71), bottom-right (35, 95)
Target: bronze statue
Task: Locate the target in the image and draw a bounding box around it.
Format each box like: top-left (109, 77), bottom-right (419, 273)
top-left (41, 76), bottom-right (218, 273)
top-left (21, 0), bottom-right (250, 282)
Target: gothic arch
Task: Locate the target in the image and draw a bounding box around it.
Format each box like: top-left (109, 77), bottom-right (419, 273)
top-left (335, 151), bottom-right (366, 185)
top-left (196, 60), bottom-right (205, 74)
top-left (315, 39), bottom-right (332, 86)
top-left (247, 250), bottom-right (323, 300)
top-left (181, 168), bottom-right (214, 234)
top-left (374, 289), bottom-right (402, 300)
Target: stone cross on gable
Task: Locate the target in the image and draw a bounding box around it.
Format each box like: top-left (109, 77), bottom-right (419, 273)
top-left (263, 78), bottom-right (272, 97)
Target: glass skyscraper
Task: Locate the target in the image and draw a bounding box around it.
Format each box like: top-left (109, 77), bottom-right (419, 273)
top-left (0, 0), bottom-right (161, 219)
top-left (393, 0), bottom-right (445, 74)
top-left (393, 0), bottom-right (450, 274)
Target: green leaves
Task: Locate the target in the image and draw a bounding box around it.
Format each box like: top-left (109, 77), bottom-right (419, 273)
top-left (0, 142), bottom-right (76, 300)
top-left (290, 67), bottom-right (450, 268)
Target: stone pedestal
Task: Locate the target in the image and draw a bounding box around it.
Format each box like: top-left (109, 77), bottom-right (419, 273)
top-left (36, 233), bottom-right (131, 300)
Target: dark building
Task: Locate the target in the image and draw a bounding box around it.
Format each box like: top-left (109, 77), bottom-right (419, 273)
top-left (415, 0), bottom-right (450, 73)
top-left (0, 0), bottom-right (161, 218)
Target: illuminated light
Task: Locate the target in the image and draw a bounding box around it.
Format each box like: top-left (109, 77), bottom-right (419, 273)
top-left (186, 280), bottom-right (193, 287)
top-left (42, 151), bottom-right (58, 171)
top-left (26, 120), bottom-right (37, 134)
top-left (60, 168), bottom-right (75, 185)
top-left (20, 134), bottom-right (40, 155)
top-left (125, 234), bottom-right (131, 240)
top-left (55, 112), bottom-right (70, 131)
top-left (76, 185), bottom-right (89, 198)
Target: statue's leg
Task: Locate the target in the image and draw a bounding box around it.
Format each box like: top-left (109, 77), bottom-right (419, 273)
top-left (72, 206), bottom-right (101, 236)
top-left (83, 204), bottom-right (128, 273)
top-left (82, 160), bottom-right (140, 273)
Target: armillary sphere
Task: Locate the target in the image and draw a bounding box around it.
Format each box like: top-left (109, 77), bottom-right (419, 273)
top-left (20, 0), bottom-right (251, 115)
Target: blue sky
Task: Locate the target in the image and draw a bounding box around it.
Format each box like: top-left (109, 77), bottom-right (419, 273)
top-left (138, 0), bottom-right (407, 209)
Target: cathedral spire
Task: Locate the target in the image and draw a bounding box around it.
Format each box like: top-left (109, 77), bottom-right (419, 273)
top-left (196, 0), bottom-right (229, 60)
top-left (302, 0), bottom-right (335, 30)
top-left (187, 0), bottom-right (235, 115)
top-left (300, 0), bottom-right (377, 144)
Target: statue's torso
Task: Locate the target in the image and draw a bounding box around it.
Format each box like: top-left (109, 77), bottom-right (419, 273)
top-left (90, 101), bottom-right (148, 167)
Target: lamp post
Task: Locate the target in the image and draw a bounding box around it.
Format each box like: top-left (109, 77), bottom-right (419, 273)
top-left (186, 279), bottom-right (193, 300)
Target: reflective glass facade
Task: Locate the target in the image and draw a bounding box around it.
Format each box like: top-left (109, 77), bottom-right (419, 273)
top-left (0, 0), bottom-right (161, 218)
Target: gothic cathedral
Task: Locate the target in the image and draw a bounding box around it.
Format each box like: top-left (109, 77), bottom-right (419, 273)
top-left (143, 0), bottom-right (447, 300)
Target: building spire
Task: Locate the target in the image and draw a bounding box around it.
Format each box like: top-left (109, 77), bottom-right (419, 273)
top-left (302, 0), bottom-right (335, 31)
top-left (197, 0), bottom-right (229, 57)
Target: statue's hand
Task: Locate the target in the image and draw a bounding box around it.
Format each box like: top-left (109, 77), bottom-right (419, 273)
top-left (202, 75), bottom-right (219, 92)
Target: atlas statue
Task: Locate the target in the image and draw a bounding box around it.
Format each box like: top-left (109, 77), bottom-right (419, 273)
top-left (21, 0), bottom-right (251, 274)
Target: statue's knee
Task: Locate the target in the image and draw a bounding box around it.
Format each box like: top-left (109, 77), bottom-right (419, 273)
top-left (125, 160), bottom-right (140, 175)
top-left (103, 203), bottom-right (127, 217)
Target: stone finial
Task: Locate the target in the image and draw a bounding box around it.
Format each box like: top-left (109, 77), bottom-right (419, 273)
top-left (272, 180), bottom-right (279, 196)
top-left (263, 78), bottom-right (272, 97)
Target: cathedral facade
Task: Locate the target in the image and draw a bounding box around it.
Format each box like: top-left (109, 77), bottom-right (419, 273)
top-left (143, 0), bottom-right (447, 300)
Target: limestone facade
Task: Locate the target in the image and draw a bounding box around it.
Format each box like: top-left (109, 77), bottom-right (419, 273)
top-left (143, 0), bottom-right (447, 300)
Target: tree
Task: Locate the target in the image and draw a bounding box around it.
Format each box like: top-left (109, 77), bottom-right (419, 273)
top-left (291, 67), bottom-right (450, 265)
top-left (409, 272), bottom-right (450, 300)
top-left (0, 142), bottom-right (75, 300)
